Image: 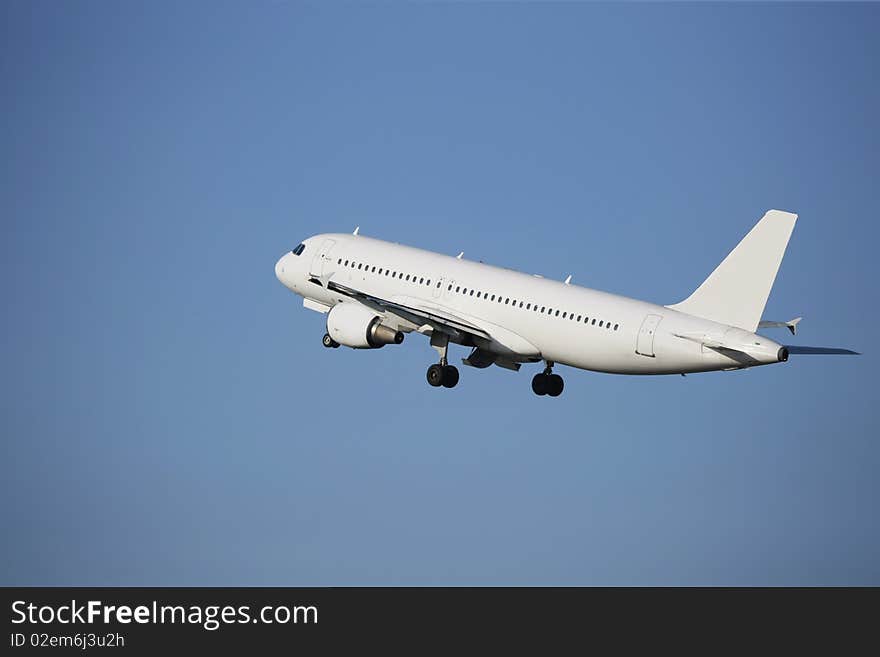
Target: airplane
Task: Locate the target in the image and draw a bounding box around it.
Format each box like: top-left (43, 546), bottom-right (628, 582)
top-left (275, 210), bottom-right (857, 396)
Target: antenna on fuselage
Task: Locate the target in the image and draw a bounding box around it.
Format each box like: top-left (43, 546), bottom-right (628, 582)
top-left (564, 275), bottom-right (572, 285)
top-left (456, 252), bottom-right (464, 259)
top-left (352, 226), bottom-right (360, 236)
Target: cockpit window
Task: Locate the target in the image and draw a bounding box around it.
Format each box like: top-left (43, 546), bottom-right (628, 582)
top-left (292, 243), bottom-right (305, 256)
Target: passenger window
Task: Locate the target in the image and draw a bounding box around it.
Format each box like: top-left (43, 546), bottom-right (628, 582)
top-left (344, 260), bottom-right (349, 266)
top-left (470, 290), bottom-right (474, 296)
top-left (526, 303), bottom-right (531, 310)
top-left (437, 282), bottom-right (441, 288)
top-left (577, 315), bottom-right (582, 322)
top-left (371, 266), bottom-right (376, 272)
top-left (491, 295), bottom-right (495, 301)
top-left (614, 324), bottom-right (619, 330)
top-left (555, 310), bottom-right (560, 317)
top-left (337, 258), bottom-right (342, 265)
top-left (599, 320), bottom-right (603, 327)
top-left (427, 280), bottom-right (431, 286)
top-left (541, 306), bottom-right (545, 313)
top-left (592, 319), bottom-right (596, 325)
top-left (456, 286), bottom-right (460, 293)
top-left (419, 277), bottom-right (424, 284)
top-left (448, 284), bottom-right (452, 291)
top-left (562, 312), bottom-right (567, 319)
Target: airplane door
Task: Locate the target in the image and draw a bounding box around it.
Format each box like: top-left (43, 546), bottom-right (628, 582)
top-left (636, 314), bottom-right (663, 357)
top-left (432, 277), bottom-right (444, 299)
top-left (309, 239), bottom-right (336, 277)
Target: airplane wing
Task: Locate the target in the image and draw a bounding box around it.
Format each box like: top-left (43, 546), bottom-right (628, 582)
top-left (326, 279), bottom-right (492, 340)
top-left (323, 278), bottom-right (541, 360)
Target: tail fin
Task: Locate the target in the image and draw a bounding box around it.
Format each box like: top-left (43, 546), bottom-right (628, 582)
top-left (668, 210), bottom-right (797, 331)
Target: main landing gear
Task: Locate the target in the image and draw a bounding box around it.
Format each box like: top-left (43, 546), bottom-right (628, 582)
top-left (426, 331), bottom-right (459, 388)
top-left (322, 333), bottom-right (339, 348)
top-left (532, 362), bottom-right (564, 397)
top-left (426, 363), bottom-right (459, 388)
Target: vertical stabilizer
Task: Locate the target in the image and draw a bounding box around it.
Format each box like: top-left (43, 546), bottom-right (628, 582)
top-left (668, 210), bottom-right (797, 331)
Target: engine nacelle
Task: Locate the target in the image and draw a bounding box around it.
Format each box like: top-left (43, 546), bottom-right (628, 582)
top-left (326, 303), bottom-right (404, 349)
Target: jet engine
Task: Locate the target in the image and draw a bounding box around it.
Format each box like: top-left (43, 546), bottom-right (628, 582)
top-left (326, 303), bottom-right (404, 349)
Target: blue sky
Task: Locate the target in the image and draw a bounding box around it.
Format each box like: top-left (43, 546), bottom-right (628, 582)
top-left (2, 2), bottom-right (877, 585)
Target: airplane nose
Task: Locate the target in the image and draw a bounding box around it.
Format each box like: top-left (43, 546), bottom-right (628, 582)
top-left (275, 255), bottom-right (286, 283)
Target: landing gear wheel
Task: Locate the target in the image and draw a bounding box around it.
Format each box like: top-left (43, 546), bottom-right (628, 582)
top-left (427, 363), bottom-right (445, 387)
top-left (441, 365), bottom-right (459, 388)
top-left (546, 373), bottom-right (564, 397)
top-left (532, 373), bottom-right (548, 396)
top-left (322, 333), bottom-right (339, 349)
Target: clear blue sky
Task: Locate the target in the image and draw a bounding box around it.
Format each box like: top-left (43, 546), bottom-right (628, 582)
top-left (2, 2), bottom-right (877, 585)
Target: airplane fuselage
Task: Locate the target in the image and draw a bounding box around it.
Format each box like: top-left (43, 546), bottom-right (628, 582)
top-left (275, 232), bottom-right (786, 376)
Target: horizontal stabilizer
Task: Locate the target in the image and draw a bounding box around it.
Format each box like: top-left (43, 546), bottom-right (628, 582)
top-left (785, 346), bottom-right (860, 355)
top-left (759, 317), bottom-right (802, 335)
top-left (672, 332), bottom-right (724, 349)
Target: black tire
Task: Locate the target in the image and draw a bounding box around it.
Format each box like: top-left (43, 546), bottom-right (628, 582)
top-left (531, 373), bottom-right (548, 396)
top-left (547, 374), bottom-right (564, 397)
top-left (427, 363), bottom-right (445, 387)
top-left (322, 333), bottom-right (337, 348)
top-left (441, 365), bottom-right (459, 388)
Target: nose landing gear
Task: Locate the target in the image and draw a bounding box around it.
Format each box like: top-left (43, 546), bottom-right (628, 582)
top-left (532, 362), bottom-right (563, 397)
top-left (322, 333), bottom-right (340, 348)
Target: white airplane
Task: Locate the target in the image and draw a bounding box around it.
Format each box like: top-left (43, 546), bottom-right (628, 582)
top-left (275, 210), bottom-right (857, 396)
